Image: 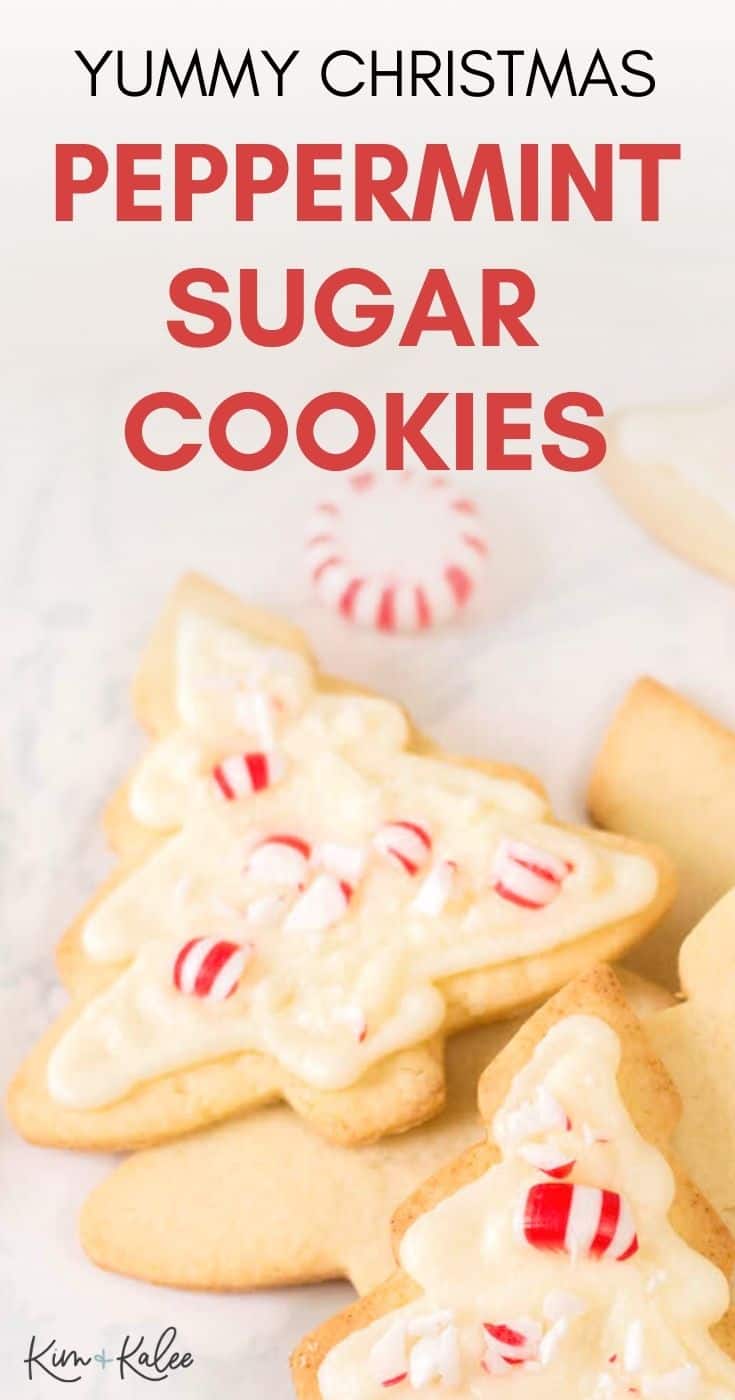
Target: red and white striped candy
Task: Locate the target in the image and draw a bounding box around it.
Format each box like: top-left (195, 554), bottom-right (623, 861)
top-left (411, 859), bottom-right (457, 916)
top-left (172, 938), bottom-right (253, 1002)
top-left (247, 834), bottom-right (311, 887)
top-left (482, 1320), bottom-right (541, 1373)
top-left (305, 471), bottom-right (488, 634)
top-left (212, 750), bottom-right (285, 801)
top-left (492, 839), bottom-right (572, 910)
top-left (502, 1085), bottom-right (571, 1147)
top-left (374, 820), bottom-right (432, 876)
top-left (369, 1322), bottom-right (408, 1389)
top-left (284, 873), bottom-right (353, 934)
top-left (519, 1143), bottom-right (576, 1180)
top-left (520, 1183), bottom-right (639, 1261)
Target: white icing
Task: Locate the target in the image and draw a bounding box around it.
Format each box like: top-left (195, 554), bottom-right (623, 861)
top-left (319, 1017), bottom-right (735, 1399)
top-left (47, 615), bottom-right (660, 1108)
top-left (616, 400), bottom-right (735, 517)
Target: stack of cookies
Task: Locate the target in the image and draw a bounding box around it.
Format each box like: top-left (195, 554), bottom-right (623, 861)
top-left (8, 574), bottom-right (735, 1398)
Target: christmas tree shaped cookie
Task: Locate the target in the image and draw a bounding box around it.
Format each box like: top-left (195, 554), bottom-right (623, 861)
top-left (8, 577), bottom-right (673, 1152)
top-left (293, 967), bottom-right (735, 1398)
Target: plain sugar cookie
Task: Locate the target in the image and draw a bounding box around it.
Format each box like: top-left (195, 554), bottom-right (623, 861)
top-left (603, 396), bottom-right (735, 587)
top-left (589, 675), bottom-right (735, 987)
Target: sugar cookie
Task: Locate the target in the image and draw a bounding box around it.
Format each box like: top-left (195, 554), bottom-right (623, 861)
top-left (292, 966), bottom-right (735, 1398)
top-left (7, 576), bottom-right (673, 1152)
top-left (603, 397), bottom-right (735, 587)
top-left (589, 676), bottom-right (735, 986)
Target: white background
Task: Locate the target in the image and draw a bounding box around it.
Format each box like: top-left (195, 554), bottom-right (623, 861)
top-left (1, 2), bottom-right (734, 1395)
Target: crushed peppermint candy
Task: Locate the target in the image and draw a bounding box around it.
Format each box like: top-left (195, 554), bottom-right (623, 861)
top-left (284, 873), bottom-right (353, 934)
top-left (519, 1142), bottom-right (577, 1179)
top-left (500, 1083), bottom-right (572, 1148)
top-left (246, 833), bottom-right (312, 887)
top-left (410, 860), bottom-right (457, 916)
top-left (314, 841), bottom-right (367, 885)
top-left (408, 1324), bottom-right (461, 1389)
top-left (373, 820), bottom-right (432, 876)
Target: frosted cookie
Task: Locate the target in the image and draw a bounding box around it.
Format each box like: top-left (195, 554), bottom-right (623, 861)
top-left (80, 969), bottom-right (672, 1293)
top-left (646, 890), bottom-right (735, 1242)
top-left (7, 576), bottom-right (674, 1152)
top-left (603, 397), bottom-right (735, 586)
top-left (292, 966), bottom-right (735, 1399)
top-left (589, 676), bottom-right (735, 987)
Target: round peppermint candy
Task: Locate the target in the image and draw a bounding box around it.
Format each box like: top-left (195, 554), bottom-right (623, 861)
top-left (172, 938), bottom-right (253, 1001)
top-left (305, 471), bottom-right (488, 632)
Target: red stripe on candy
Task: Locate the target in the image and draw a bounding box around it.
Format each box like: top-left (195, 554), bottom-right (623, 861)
top-left (173, 939), bottom-right (199, 991)
top-left (377, 587), bottom-right (396, 631)
top-left (445, 564), bottom-right (472, 606)
top-left (492, 880), bottom-right (543, 910)
top-left (393, 821), bottom-right (431, 848)
top-left (523, 1183), bottom-right (569, 1252)
top-left (313, 554), bottom-right (343, 583)
top-left (484, 1325), bottom-right (526, 1348)
top-left (339, 577), bottom-right (364, 619)
top-left (194, 941), bottom-right (241, 998)
top-left (350, 471), bottom-right (375, 492)
top-left (590, 1189), bottom-right (621, 1258)
top-left (512, 855), bottom-right (561, 885)
top-left (246, 752), bottom-right (269, 791)
top-left (265, 834), bottom-right (311, 859)
top-left (213, 764), bottom-right (235, 801)
top-left (463, 532), bottom-right (489, 556)
top-left (415, 586), bottom-right (432, 628)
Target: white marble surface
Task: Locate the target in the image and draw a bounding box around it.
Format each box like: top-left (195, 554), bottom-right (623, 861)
top-left (3, 10), bottom-right (735, 1396)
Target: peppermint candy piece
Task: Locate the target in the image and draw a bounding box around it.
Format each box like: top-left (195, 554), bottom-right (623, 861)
top-left (482, 1319), bottom-right (542, 1373)
top-left (247, 834), bottom-right (311, 887)
top-left (369, 1322), bottom-right (408, 1389)
top-left (520, 1183), bottom-right (639, 1261)
top-left (172, 938), bottom-right (253, 1001)
top-left (283, 873), bottom-right (353, 934)
top-left (305, 471), bottom-right (488, 633)
top-left (519, 1143), bottom-right (577, 1179)
top-left (314, 841), bottom-right (367, 885)
top-left (374, 820), bottom-right (432, 876)
top-left (492, 838), bottom-right (572, 910)
top-left (501, 1084), bottom-right (572, 1148)
top-left (409, 1324), bottom-right (461, 1389)
top-left (212, 750), bottom-right (285, 801)
top-left (411, 859), bottom-right (457, 916)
